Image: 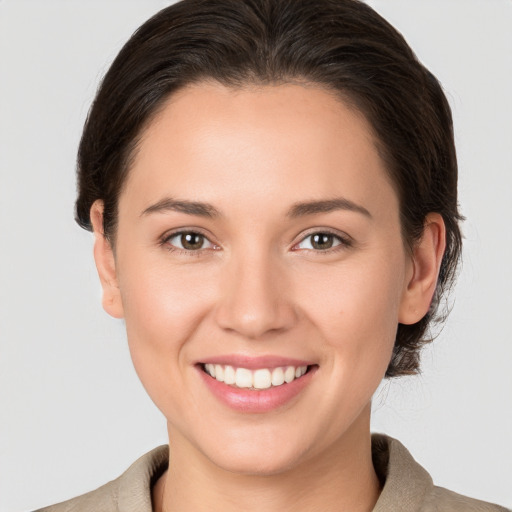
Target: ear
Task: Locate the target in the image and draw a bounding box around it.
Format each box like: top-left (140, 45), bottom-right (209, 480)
top-left (90, 200), bottom-right (124, 319)
top-left (399, 213), bottom-right (446, 325)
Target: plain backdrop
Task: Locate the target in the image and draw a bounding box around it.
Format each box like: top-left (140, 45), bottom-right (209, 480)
top-left (1, 1), bottom-right (511, 510)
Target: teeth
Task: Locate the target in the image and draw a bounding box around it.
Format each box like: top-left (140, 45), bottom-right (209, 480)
top-left (284, 366), bottom-right (295, 383)
top-left (235, 368), bottom-right (253, 388)
top-left (224, 365), bottom-right (236, 385)
top-left (215, 364), bottom-right (224, 382)
top-left (271, 367), bottom-right (285, 386)
top-left (253, 369), bottom-right (272, 389)
top-left (205, 363), bottom-right (215, 378)
top-left (204, 364), bottom-right (309, 389)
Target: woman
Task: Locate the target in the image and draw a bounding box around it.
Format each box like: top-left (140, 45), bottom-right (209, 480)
top-left (22, 0), bottom-right (508, 510)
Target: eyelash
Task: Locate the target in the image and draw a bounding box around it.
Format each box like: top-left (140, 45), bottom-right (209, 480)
top-left (159, 229), bottom-right (218, 257)
top-left (293, 229), bottom-right (353, 254)
top-left (159, 229), bottom-right (353, 256)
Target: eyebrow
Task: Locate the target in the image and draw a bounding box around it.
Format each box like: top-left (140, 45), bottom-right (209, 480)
top-left (141, 196), bottom-right (371, 219)
top-left (141, 198), bottom-right (221, 218)
top-left (287, 198), bottom-right (372, 219)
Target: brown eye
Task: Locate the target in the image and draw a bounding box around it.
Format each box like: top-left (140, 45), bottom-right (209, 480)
top-left (180, 232), bottom-right (205, 250)
top-left (296, 232), bottom-right (347, 251)
top-left (311, 233), bottom-right (334, 250)
top-left (165, 231), bottom-right (215, 251)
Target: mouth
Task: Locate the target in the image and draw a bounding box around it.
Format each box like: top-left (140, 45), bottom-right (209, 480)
top-left (200, 363), bottom-right (315, 390)
top-left (196, 359), bottom-right (318, 413)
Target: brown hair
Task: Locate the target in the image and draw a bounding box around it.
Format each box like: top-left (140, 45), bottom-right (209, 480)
top-left (75, 0), bottom-right (463, 377)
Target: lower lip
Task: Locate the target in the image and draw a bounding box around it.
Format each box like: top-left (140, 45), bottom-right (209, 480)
top-left (197, 366), bottom-right (317, 413)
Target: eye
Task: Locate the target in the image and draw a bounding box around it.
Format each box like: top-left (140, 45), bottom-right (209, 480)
top-left (295, 232), bottom-right (350, 251)
top-left (163, 231), bottom-right (216, 251)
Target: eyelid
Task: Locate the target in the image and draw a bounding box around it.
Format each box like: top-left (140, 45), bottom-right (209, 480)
top-left (160, 228), bottom-right (219, 253)
top-left (292, 228), bottom-right (353, 252)
top-left (159, 227), bottom-right (353, 254)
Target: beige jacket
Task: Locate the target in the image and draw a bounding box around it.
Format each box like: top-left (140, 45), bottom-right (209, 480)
top-left (34, 434), bottom-right (509, 512)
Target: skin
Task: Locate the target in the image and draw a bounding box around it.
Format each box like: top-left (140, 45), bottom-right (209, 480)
top-left (91, 82), bottom-right (445, 512)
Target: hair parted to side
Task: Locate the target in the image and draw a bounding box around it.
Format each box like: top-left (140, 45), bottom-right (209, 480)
top-left (75, 0), bottom-right (463, 377)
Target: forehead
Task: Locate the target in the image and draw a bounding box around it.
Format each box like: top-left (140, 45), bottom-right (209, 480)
top-left (139, 81), bottom-right (377, 162)
top-left (122, 82), bottom-right (397, 217)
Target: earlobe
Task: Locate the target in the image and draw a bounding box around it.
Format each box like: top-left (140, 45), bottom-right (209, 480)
top-left (399, 213), bottom-right (446, 325)
top-left (90, 200), bottom-right (124, 319)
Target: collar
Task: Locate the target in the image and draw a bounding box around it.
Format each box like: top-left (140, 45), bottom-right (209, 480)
top-left (372, 433), bottom-right (433, 511)
top-left (114, 434), bottom-right (432, 512)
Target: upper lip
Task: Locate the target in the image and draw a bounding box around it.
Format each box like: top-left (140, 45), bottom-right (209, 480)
top-left (198, 355), bottom-right (316, 370)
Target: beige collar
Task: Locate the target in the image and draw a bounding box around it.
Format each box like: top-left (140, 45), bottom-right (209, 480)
top-left (113, 434), bottom-right (433, 512)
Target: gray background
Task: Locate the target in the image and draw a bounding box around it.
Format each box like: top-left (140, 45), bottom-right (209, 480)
top-left (1, 1), bottom-right (511, 510)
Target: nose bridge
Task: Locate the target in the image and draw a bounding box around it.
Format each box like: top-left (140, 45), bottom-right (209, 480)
top-left (214, 245), bottom-right (296, 339)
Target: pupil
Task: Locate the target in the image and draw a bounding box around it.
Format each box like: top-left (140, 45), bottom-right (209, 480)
top-left (182, 233), bottom-right (203, 250)
top-left (312, 233), bottom-right (333, 250)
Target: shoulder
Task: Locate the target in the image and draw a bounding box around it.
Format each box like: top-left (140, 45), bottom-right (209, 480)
top-left (34, 480), bottom-right (118, 512)
top-left (426, 486), bottom-right (511, 512)
top-left (372, 434), bottom-right (510, 512)
top-left (33, 445), bottom-right (169, 512)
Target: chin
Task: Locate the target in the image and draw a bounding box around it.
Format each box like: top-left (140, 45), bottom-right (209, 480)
top-left (208, 445), bottom-right (305, 476)
top-left (193, 423), bottom-right (315, 476)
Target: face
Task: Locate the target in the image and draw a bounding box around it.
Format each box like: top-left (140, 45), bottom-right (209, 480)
top-left (93, 82), bottom-right (431, 475)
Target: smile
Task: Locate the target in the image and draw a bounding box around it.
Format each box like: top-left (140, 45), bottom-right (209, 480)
top-left (198, 359), bottom-right (318, 413)
top-left (203, 364), bottom-right (309, 390)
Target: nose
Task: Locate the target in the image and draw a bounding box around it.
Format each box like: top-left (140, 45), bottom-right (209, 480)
top-left (214, 251), bottom-right (298, 340)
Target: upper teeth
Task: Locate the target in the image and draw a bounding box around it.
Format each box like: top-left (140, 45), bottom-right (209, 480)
top-left (204, 364), bottom-right (308, 389)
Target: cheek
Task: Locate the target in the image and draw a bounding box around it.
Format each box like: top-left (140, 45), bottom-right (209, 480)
top-left (116, 254), bottom-right (218, 406)
top-left (297, 256), bottom-right (403, 379)
top-left (119, 247), bottom-right (218, 336)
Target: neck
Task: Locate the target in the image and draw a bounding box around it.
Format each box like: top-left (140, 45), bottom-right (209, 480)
top-left (153, 406), bottom-right (381, 512)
